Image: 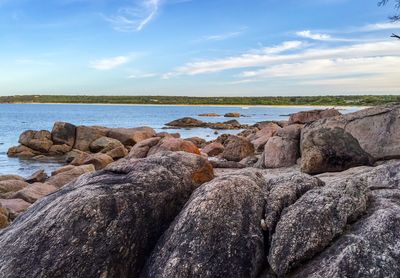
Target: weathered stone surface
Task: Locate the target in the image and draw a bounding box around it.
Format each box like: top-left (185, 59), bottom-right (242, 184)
top-left (49, 144), bottom-right (72, 155)
top-left (18, 130), bottom-right (53, 153)
top-left (51, 122), bottom-right (76, 147)
top-left (202, 142), bottom-right (224, 157)
top-left (0, 180), bottom-right (29, 198)
top-left (0, 152), bottom-right (213, 278)
top-left (209, 158), bottom-right (246, 169)
top-left (7, 145), bottom-right (39, 158)
top-left (0, 205), bottom-right (9, 229)
top-left (305, 104), bottom-right (400, 160)
top-left (268, 177), bottom-right (369, 276)
top-left (207, 120), bottom-right (245, 130)
top-left (261, 173), bottom-right (324, 242)
top-left (0, 175), bottom-right (24, 182)
top-left (221, 135), bottom-right (254, 162)
top-left (73, 126), bottom-right (109, 151)
top-left (262, 136), bottom-right (300, 168)
top-left (248, 122), bottom-right (282, 152)
top-left (25, 170), bottom-right (48, 183)
top-left (148, 138), bottom-right (200, 156)
top-left (276, 124), bottom-right (303, 140)
top-left (288, 108), bottom-right (341, 124)
top-left (142, 171), bottom-right (265, 278)
top-left (290, 160), bottom-right (400, 277)
top-left (81, 153), bottom-right (113, 170)
top-left (47, 164), bottom-right (96, 188)
top-left (156, 132), bottom-right (180, 138)
top-left (224, 112), bottom-right (241, 117)
top-left (0, 198), bottom-right (31, 219)
top-left (11, 182), bottom-right (58, 203)
top-left (301, 127), bottom-right (373, 174)
top-left (185, 137), bottom-right (207, 148)
top-left (128, 137), bottom-right (161, 159)
top-left (69, 150), bottom-right (91, 166)
top-left (105, 146), bottom-right (128, 160)
top-left (240, 155), bottom-right (260, 167)
top-left (107, 127), bottom-right (156, 146)
top-left (166, 117), bottom-right (206, 128)
top-left (89, 136), bottom-right (124, 153)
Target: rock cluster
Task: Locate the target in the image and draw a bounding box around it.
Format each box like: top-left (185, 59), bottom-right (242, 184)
top-left (166, 117), bottom-right (248, 129)
top-left (1, 104), bottom-right (400, 277)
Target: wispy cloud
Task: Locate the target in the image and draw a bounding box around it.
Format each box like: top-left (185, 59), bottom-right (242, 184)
top-left (362, 21), bottom-right (400, 31)
top-left (198, 28), bottom-right (246, 42)
top-left (90, 56), bottom-right (130, 70)
top-left (296, 30), bottom-right (354, 42)
top-left (104, 0), bottom-right (161, 32)
top-left (127, 72), bottom-right (157, 78)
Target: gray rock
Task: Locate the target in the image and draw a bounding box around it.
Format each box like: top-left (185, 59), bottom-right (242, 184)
top-left (305, 103), bottom-right (400, 160)
top-left (51, 122), bottom-right (76, 147)
top-left (268, 176), bottom-right (370, 276)
top-left (263, 136), bottom-right (300, 168)
top-left (0, 152), bottom-right (214, 278)
top-left (301, 127), bottom-right (373, 174)
top-left (142, 170), bottom-right (265, 278)
top-left (262, 173), bottom-right (324, 243)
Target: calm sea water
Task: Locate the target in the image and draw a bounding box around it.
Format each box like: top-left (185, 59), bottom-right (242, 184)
top-left (0, 104), bottom-right (359, 176)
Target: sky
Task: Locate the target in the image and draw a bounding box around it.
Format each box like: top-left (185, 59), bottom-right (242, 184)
top-left (0, 0), bottom-right (399, 96)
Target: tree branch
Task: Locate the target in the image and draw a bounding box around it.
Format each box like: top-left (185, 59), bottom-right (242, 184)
top-left (391, 33), bottom-right (400, 39)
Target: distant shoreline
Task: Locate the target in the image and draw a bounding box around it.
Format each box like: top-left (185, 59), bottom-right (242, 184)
top-left (1, 95), bottom-right (398, 107)
top-left (0, 102), bottom-right (369, 110)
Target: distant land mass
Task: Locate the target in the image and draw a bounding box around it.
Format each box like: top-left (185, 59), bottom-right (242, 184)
top-left (0, 95), bottom-right (399, 106)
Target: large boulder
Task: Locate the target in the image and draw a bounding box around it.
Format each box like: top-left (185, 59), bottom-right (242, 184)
top-left (166, 117), bottom-right (206, 128)
top-left (11, 182), bottom-right (58, 203)
top-left (185, 137), bottom-right (207, 148)
top-left (81, 153), bottom-right (114, 170)
top-left (7, 145), bottom-right (39, 158)
top-left (73, 126), bottom-right (109, 151)
top-left (262, 136), bottom-right (300, 168)
top-left (142, 171), bottom-right (265, 278)
top-left (51, 122), bottom-right (76, 147)
top-left (301, 127), bottom-right (373, 174)
top-left (248, 122), bottom-right (281, 152)
top-left (261, 173), bottom-right (324, 242)
top-left (288, 108), bottom-right (341, 124)
top-left (221, 135), bottom-right (254, 162)
top-left (128, 137), bottom-right (161, 159)
top-left (18, 130), bottom-right (53, 153)
top-left (107, 127), bottom-right (156, 146)
top-left (47, 164), bottom-right (96, 188)
top-left (291, 161), bottom-right (400, 277)
top-left (0, 198), bottom-right (31, 219)
top-left (89, 136), bottom-right (124, 153)
top-left (105, 146), bottom-right (129, 160)
top-left (148, 138), bottom-right (200, 156)
top-left (0, 180), bottom-right (29, 198)
top-left (268, 177), bottom-right (369, 276)
top-left (202, 142), bottom-right (224, 157)
top-left (0, 152), bottom-right (214, 277)
top-left (304, 103), bottom-right (400, 160)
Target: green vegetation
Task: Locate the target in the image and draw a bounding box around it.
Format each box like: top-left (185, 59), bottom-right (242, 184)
top-left (0, 95), bottom-right (399, 106)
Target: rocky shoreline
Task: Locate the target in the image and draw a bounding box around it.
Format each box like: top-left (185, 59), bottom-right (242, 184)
top-left (0, 103), bottom-right (399, 277)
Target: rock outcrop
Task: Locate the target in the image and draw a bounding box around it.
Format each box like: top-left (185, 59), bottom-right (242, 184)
top-left (142, 171), bottom-right (265, 278)
top-left (107, 127), bottom-right (156, 146)
top-left (0, 152), bottom-right (214, 278)
top-left (51, 122), bottom-right (76, 149)
top-left (305, 103), bottom-right (400, 160)
top-left (288, 108), bottom-right (341, 124)
top-left (301, 127), bottom-right (373, 174)
top-left (147, 138), bottom-right (200, 156)
top-left (74, 125), bottom-right (110, 151)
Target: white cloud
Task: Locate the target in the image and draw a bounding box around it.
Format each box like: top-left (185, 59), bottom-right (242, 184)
top-left (90, 56), bottom-right (130, 70)
top-left (164, 40), bottom-right (400, 76)
top-left (296, 30), bottom-right (331, 41)
top-left (104, 0), bottom-right (161, 32)
top-left (362, 21), bottom-right (400, 31)
top-left (127, 72), bottom-right (157, 78)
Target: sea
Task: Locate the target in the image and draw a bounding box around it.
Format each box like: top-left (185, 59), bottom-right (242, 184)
top-left (0, 104), bottom-right (360, 177)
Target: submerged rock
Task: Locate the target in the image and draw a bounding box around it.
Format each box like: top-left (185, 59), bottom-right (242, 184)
top-left (224, 112), bottom-right (241, 117)
top-left (142, 171), bottom-right (265, 278)
top-left (166, 117), bottom-right (206, 128)
top-left (0, 152), bottom-right (214, 278)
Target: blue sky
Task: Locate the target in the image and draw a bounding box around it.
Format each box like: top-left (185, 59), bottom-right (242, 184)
top-left (0, 0), bottom-right (399, 96)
